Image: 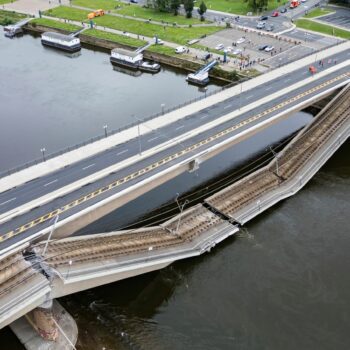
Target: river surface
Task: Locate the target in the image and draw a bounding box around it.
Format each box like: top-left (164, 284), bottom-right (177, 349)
top-left (0, 31), bottom-right (349, 350)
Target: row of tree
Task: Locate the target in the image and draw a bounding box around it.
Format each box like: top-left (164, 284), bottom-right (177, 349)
top-left (146, 0), bottom-right (207, 20)
top-left (244, 0), bottom-right (269, 12)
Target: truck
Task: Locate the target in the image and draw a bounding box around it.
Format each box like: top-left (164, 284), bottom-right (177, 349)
top-left (290, 0), bottom-right (300, 8)
top-left (87, 9), bottom-right (105, 19)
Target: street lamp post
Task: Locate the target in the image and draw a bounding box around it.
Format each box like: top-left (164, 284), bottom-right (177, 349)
top-left (161, 103), bottom-right (165, 115)
top-left (40, 148), bottom-right (46, 162)
top-left (270, 146), bottom-right (280, 177)
top-left (132, 116), bottom-right (142, 155)
top-left (175, 193), bottom-right (189, 234)
top-left (103, 124), bottom-right (108, 138)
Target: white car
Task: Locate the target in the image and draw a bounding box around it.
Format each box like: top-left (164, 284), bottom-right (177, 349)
top-left (301, 0), bottom-right (307, 2)
top-left (256, 21), bottom-right (266, 29)
top-left (264, 45), bottom-right (274, 52)
top-left (236, 37), bottom-right (246, 44)
top-left (232, 48), bottom-right (242, 55)
top-left (175, 46), bottom-right (186, 54)
top-left (215, 43), bottom-right (224, 50)
top-left (225, 46), bottom-right (233, 52)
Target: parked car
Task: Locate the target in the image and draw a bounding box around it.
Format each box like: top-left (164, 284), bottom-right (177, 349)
top-left (236, 37), bottom-right (246, 44)
top-left (202, 52), bottom-right (211, 60)
top-left (232, 48), bottom-right (242, 55)
top-left (266, 24), bottom-right (274, 31)
top-left (260, 15), bottom-right (268, 21)
top-left (175, 46), bottom-right (186, 54)
top-left (256, 21), bottom-right (266, 29)
top-left (130, 0), bottom-right (138, 3)
top-left (264, 45), bottom-right (274, 52)
top-left (280, 8), bottom-right (287, 13)
top-left (272, 11), bottom-right (279, 17)
top-left (225, 46), bottom-right (233, 52)
top-left (215, 43), bottom-right (224, 50)
top-left (258, 44), bottom-right (268, 51)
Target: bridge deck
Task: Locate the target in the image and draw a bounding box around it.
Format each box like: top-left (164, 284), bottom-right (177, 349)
top-left (205, 84), bottom-right (350, 221)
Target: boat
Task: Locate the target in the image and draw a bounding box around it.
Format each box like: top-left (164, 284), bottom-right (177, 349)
top-left (139, 61), bottom-right (161, 73)
top-left (4, 25), bottom-right (23, 38)
top-left (110, 47), bottom-right (143, 70)
top-left (41, 32), bottom-right (81, 52)
top-left (186, 71), bottom-right (210, 86)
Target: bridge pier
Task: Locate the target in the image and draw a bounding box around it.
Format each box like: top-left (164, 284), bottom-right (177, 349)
top-left (10, 299), bottom-right (78, 350)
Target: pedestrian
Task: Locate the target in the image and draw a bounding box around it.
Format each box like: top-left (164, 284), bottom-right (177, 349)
top-left (334, 58), bottom-right (337, 64)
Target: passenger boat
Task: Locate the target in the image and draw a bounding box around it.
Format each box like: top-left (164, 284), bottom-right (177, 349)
top-left (41, 32), bottom-right (81, 52)
top-left (110, 48), bottom-right (143, 70)
top-left (186, 71), bottom-right (209, 86)
top-left (4, 25), bottom-right (23, 38)
top-left (139, 61), bottom-right (161, 73)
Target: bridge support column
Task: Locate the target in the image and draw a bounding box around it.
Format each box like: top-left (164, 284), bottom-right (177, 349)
top-left (25, 299), bottom-right (58, 341)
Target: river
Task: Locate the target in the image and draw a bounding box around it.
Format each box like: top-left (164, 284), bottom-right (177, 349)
top-left (0, 31), bottom-right (349, 350)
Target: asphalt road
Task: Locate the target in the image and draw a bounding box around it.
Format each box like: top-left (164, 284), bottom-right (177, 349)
top-left (0, 50), bottom-right (349, 252)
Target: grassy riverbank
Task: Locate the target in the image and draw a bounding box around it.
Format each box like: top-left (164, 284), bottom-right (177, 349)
top-left (31, 18), bottom-right (82, 32)
top-left (0, 9), bottom-right (26, 25)
top-left (44, 6), bottom-right (221, 45)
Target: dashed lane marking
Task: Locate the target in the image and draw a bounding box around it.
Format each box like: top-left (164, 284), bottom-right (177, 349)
top-left (1, 72), bottom-right (348, 243)
top-left (82, 163), bottom-right (95, 170)
top-left (44, 179), bottom-right (58, 187)
top-left (0, 198), bottom-right (16, 206)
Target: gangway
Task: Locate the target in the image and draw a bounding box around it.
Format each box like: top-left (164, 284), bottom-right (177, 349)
top-left (69, 27), bottom-right (88, 37)
top-left (186, 60), bottom-right (218, 86)
top-left (135, 42), bottom-right (153, 54)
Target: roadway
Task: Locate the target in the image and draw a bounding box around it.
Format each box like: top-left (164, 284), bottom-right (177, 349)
top-left (0, 51), bottom-right (349, 253)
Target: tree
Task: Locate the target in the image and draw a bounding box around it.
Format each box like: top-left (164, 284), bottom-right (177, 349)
top-left (197, 1), bottom-right (207, 21)
top-left (170, 0), bottom-right (181, 15)
top-left (183, 0), bottom-right (194, 18)
top-left (156, 0), bottom-right (170, 12)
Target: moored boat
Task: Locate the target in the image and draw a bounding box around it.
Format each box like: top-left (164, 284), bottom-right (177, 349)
top-left (41, 32), bottom-right (81, 52)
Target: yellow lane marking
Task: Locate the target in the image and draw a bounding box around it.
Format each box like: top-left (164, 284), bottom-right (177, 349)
top-left (1, 72), bottom-right (349, 242)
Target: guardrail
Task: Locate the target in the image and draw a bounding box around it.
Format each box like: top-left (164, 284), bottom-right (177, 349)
top-left (0, 78), bottom-right (246, 179)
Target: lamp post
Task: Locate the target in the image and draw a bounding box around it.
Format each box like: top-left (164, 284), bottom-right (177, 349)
top-left (40, 147), bottom-right (46, 162)
top-left (132, 115), bottom-right (142, 155)
top-left (270, 146), bottom-right (280, 177)
top-left (175, 193), bottom-right (189, 234)
top-left (161, 103), bottom-right (165, 115)
top-left (103, 124), bottom-right (108, 138)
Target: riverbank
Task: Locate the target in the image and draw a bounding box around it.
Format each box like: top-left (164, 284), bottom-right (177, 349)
top-left (24, 21), bottom-right (241, 83)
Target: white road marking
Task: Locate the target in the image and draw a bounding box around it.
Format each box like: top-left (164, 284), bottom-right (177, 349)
top-left (116, 149), bottom-right (128, 156)
top-left (0, 197), bottom-right (16, 206)
top-left (223, 104), bottom-right (232, 110)
top-left (285, 78), bottom-right (291, 82)
top-left (200, 114), bottom-right (209, 119)
top-left (82, 163), bottom-right (95, 170)
top-left (44, 179), bottom-right (58, 187)
top-left (266, 86), bottom-right (273, 91)
top-left (246, 94), bottom-right (254, 99)
top-left (147, 136), bottom-right (159, 142)
top-left (175, 125), bottom-right (184, 130)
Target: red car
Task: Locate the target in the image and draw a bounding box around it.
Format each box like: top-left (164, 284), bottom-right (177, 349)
top-left (272, 11), bottom-right (279, 17)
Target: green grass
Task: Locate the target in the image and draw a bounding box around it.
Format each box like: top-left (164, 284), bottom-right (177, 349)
top-left (45, 6), bottom-right (221, 45)
top-left (83, 28), bottom-right (146, 47)
top-left (303, 8), bottom-right (333, 18)
top-left (115, 5), bottom-right (206, 25)
top-left (45, 6), bottom-right (90, 21)
top-left (31, 18), bottom-right (82, 31)
top-left (147, 44), bottom-right (178, 56)
top-left (0, 0), bottom-right (17, 4)
top-left (296, 19), bottom-right (350, 39)
top-left (0, 9), bottom-right (26, 25)
top-left (72, 0), bottom-right (206, 25)
top-left (72, 0), bottom-right (124, 10)
top-left (205, 0), bottom-right (289, 15)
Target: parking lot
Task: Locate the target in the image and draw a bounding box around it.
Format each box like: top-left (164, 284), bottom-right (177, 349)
top-left (317, 7), bottom-right (350, 30)
top-left (199, 26), bottom-right (315, 68)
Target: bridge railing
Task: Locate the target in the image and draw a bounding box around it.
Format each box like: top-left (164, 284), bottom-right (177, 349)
top-left (0, 40), bottom-right (343, 179)
top-left (0, 78), bottom-right (246, 179)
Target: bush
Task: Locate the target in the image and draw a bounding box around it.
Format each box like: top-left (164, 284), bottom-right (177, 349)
top-left (3, 17), bottom-right (14, 25)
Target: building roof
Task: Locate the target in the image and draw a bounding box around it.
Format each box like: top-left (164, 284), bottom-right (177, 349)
top-left (42, 32), bottom-right (77, 42)
top-left (111, 47), bottom-right (141, 58)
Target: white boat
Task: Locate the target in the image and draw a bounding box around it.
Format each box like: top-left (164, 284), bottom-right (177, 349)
top-left (41, 32), bottom-right (81, 52)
